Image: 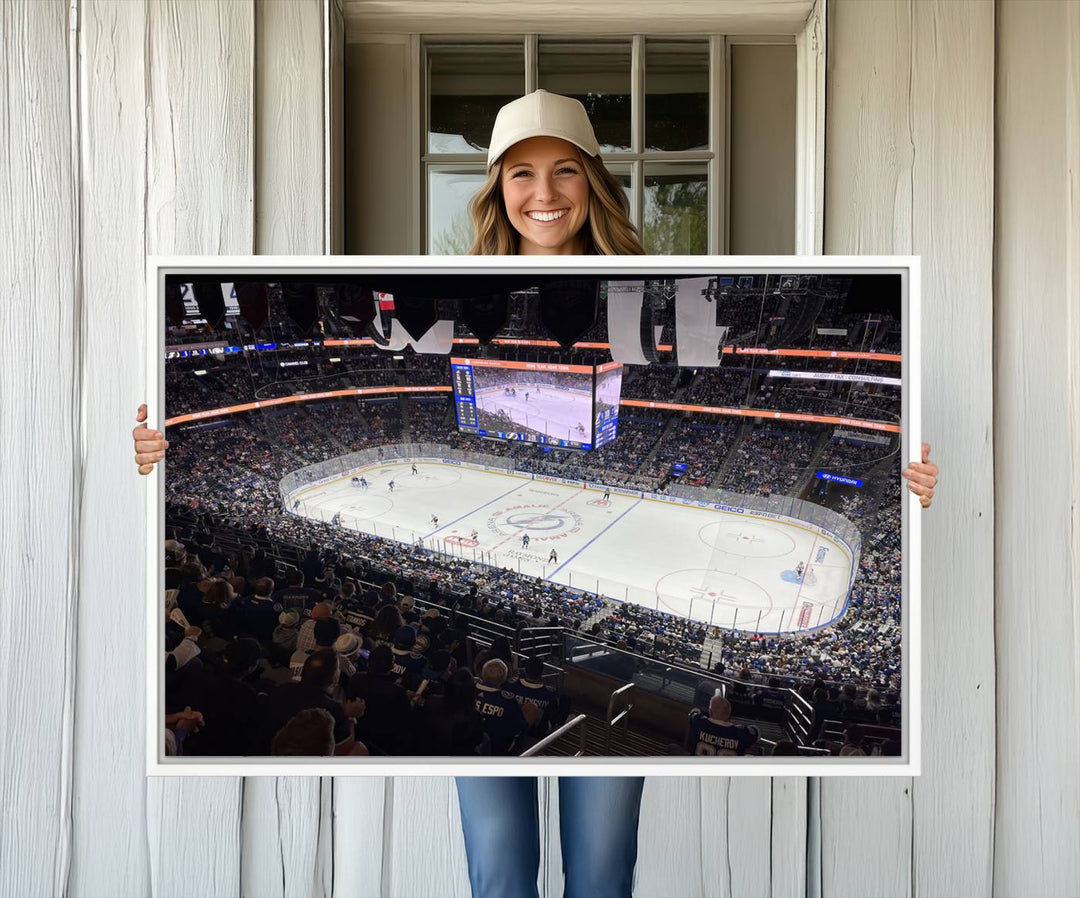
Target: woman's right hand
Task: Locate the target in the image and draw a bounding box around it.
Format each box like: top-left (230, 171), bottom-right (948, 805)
top-left (133, 403), bottom-right (168, 474)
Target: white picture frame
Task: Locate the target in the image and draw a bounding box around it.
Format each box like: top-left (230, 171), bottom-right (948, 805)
top-left (146, 254), bottom-right (920, 777)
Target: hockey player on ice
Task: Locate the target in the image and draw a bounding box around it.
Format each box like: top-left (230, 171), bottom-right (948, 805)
top-left (521, 533), bottom-right (530, 549)
top-left (796, 562), bottom-right (805, 580)
top-left (470, 529), bottom-right (478, 542)
top-left (431, 515), bottom-right (439, 527)
top-left (548, 549), bottom-right (557, 564)
top-left (602, 488), bottom-right (610, 502)
top-left (412, 463), bottom-right (418, 475)
top-left (388, 479), bottom-right (395, 492)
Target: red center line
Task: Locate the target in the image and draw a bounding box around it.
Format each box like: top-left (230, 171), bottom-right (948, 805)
top-left (488, 485), bottom-right (585, 553)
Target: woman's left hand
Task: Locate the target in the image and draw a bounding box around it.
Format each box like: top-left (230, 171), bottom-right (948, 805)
top-left (902, 442), bottom-right (938, 509)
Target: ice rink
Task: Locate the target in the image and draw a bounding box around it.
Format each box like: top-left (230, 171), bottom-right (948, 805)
top-left (291, 460), bottom-right (856, 634)
top-left (476, 385), bottom-right (592, 442)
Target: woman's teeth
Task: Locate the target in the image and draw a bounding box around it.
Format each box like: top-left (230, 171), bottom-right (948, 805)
top-left (527, 210), bottom-right (567, 222)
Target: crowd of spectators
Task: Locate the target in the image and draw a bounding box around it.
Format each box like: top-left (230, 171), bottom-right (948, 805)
top-left (684, 367), bottom-right (753, 407)
top-left (710, 474), bottom-right (902, 690)
top-left (162, 397), bottom-right (900, 695)
top-left (561, 416), bottom-right (668, 491)
top-left (592, 602), bottom-right (710, 666)
top-left (753, 380), bottom-right (900, 421)
top-left (816, 436), bottom-right (895, 479)
top-left (161, 308), bottom-right (905, 716)
top-left (719, 424), bottom-right (821, 496)
top-left (620, 364), bottom-right (685, 401)
top-left (653, 418), bottom-right (741, 488)
top-left (163, 526), bottom-right (576, 757)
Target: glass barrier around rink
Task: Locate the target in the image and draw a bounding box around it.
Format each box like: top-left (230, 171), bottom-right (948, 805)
top-left (663, 482), bottom-right (863, 563)
top-left (278, 442), bottom-right (516, 506)
top-left (278, 444), bottom-right (862, 635)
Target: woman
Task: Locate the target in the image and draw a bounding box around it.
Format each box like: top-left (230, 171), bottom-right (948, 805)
top-left (133, 89), bottom-right (939, 898)
top-left (365, 603), bottom-right (405, 650)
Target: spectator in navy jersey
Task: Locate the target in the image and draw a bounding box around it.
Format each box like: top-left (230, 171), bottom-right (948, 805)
top-left (346, 645), bottom-right (412, 755)
top-left (180, 638), bottom-right (265, 757)
top-left (271, 569), bottom-right (322, 611)
top-left (238, 577), bottom-right (279, 644)
top-left (390, 626), bottom-right (427, 690)
top-left (300, 543), bottom-right (323, 584)
top-left (508, 656), bottom-right (563, 736)
top-left (686, 695), bottom-right (758, 757)
top-left (475, 659), bottom-right (538, 756)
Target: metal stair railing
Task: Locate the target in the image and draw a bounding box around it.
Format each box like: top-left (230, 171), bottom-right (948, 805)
top-left (605, 683), bottom-right (635, 754)
top-left (520, 714), bottom-right (588, 757)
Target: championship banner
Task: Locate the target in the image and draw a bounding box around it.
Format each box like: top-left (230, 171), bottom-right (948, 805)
top-left (675, 277), bottom-right (728, 367)
top-left (606, 280), bottom-right (663, 365)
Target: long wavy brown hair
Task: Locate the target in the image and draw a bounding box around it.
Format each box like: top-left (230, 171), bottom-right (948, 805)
top-left (468, 149), bottom-right (645, 256)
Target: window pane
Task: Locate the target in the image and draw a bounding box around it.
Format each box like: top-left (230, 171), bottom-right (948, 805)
top-left (643, 163), bottom-right (708, 254)
top-left (428, 167), bottom-right (487, 254)
top-left (428, 44), bottom-right (524, 154)
top-left (645, 40), bottom-right (709, 152)
top-left (538, 41), bottom-right (631, 153)
top-left (604, 163), bottom-right (634, 221)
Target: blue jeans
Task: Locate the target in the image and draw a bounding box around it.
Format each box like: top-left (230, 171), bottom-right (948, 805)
top-left (455, 776), bottom-right (645, 898)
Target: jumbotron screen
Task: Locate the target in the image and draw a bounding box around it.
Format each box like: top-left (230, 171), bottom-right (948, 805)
top-left (594, 361), bottom-right (623, 448)
top-left (451, 357), bottom-right (624, 450)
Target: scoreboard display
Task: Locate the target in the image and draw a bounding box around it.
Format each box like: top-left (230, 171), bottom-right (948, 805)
top-left (450, 357), bottom-right (624, 451)
top-left (593, 361), bottom-right (624, 449)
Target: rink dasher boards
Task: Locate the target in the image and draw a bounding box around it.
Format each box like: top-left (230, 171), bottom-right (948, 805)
top-left (289, 459), bottom-right (858, 635)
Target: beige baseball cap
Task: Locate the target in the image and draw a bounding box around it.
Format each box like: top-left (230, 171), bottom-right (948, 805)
top-left (486, 90), bottom-right (600, 169)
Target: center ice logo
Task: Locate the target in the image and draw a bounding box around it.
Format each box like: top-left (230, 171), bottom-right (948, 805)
top-left (487, 503), bottom-right (583, 538)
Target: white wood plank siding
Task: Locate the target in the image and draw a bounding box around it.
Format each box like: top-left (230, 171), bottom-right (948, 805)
top-left (907, 3), bottom-right (995, 895)
top-left (701, 779), bottom-right (774, 898)
top-left (384, 778), bottom-right (472, 898)
top-left (70, 2), bottom-right (153, 895)
top-left (143, 2), bottom-right (254, 895)
top-left (255, 0), bottom-right (325, 256)
top-left (769, 778), bottom-right (809, 897)
top-left (144, 0), bottom-right (255, 257)
top-left (823, 1), bottom-right (996, 895)
top-left (241, 778), bottom-right (329, 898)
top-left (635, 778), bottom-right (711, 898)
top-left (332, 778), bottom-right (389, 898)
top-left (994, 2), bottom-right (1080, 894)
top-left (0, 2), bottom-right (78, 896)
top-left (245, 2), bottom-right (332, 896)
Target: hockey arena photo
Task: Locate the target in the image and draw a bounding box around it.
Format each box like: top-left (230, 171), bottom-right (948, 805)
top-left (159, 270), bottom-right (906, 763)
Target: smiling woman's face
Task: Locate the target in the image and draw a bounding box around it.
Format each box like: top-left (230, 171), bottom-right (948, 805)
top-left (499, 136), bottom-right (590, 255)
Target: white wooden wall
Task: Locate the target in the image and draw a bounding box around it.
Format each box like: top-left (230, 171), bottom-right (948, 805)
top-left (1, 1), bottom-right (1077, 896)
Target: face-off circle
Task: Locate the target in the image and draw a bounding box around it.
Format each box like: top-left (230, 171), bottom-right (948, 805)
top-left (698, 520), bottom-right (795, 558)
top-left (382, 466), bottom-right (463, 489)
top-left (341, 496), bottom-right (393, 519)
top-left (655, 568), bottom-right (774, 617)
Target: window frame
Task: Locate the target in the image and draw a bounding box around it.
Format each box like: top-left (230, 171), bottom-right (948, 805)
top-left (412, 8), bottom-right (825, 256)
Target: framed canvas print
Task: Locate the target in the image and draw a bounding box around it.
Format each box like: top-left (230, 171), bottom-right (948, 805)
top-left (146, 255), bottom-right (920, 776)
